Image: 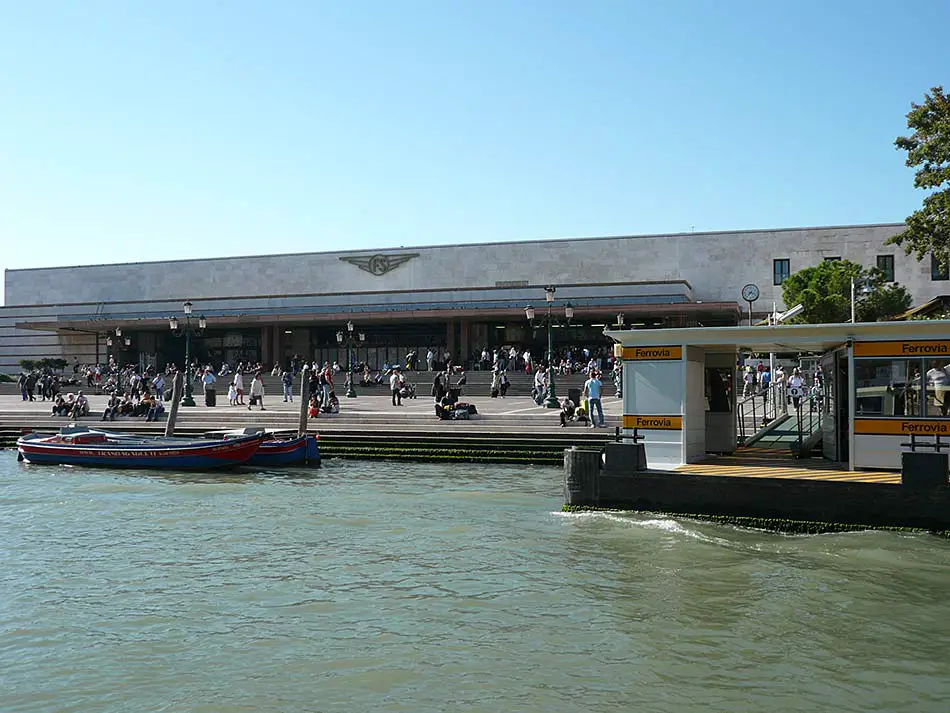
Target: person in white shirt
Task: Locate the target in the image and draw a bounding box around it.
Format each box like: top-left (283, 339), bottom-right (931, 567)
top-left (788, 368), bottom-right (805, 408)
top-left (248, 372), bottom-right (265, 410)
top-left (927, 361), bottom-right (950, 416)
top-left (232, 371), bottom-right (245, 406)
top-left (390, 368), bottom-right (404, 406)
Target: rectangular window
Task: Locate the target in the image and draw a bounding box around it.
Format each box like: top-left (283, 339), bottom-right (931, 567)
top-left (851, 356), bottom-right (950, 418)
top-left (854, 359), bottom-right (922, 417)
top-left (876, 254), bottom-right (895, 282)
top-left (773, 258), bottom-right (790, 285)
top-left (824, 256), bottom-right (841, 262)
top-left (932, 254), bottom-right (949, 281)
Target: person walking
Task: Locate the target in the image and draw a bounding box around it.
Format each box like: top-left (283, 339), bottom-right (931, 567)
top-left (281, 369), bottom-right (294, 402)
top-left (232, 370), bottom-right (245, 405)
top-left (248, 372), bottom-right (266, 410)
top-left (390, 367), bottom-right (404, 406)
top-left (583, 370), bottom-right (605, 428)
top-left (490, 369), bottom-right (500, 398)
top-left (533, 367), bottom-right (547, 406)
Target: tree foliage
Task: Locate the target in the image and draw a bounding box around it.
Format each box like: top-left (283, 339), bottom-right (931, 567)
top-left (887, 86), bottom-right (950, 263)
top-left (781, 259), bottom-right (912, 324)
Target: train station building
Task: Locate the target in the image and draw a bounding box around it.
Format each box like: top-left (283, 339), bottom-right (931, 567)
top-left (1, 222), bottom-right (943, 374)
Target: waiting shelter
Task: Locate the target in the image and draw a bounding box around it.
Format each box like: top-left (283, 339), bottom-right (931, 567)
top-left (605, 320), bottom-right (950, 471)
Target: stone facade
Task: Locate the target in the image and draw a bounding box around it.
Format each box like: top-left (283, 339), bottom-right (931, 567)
top-left (1, 222), bottom-right (943, 373)
top-left (4, 222), bottom-right (924, 308)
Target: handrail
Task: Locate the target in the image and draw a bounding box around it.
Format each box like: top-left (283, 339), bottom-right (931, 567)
top-left (736, 382), bottom-right (788, 444)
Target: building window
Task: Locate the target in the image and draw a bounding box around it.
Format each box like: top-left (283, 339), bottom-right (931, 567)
top-left (876, 254), bottom-right (895, 282)
top-left (824, 256), bottom-right (841, 262)
top-left (932, 253), bottom-right (949, 281)
top-left (773, 258), bottom-right (790, 285)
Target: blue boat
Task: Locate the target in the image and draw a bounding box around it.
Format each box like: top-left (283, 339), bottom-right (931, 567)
top-left (17, 428), bottom-right (265, 470)
top-left (208, 429), bottom-right (321, 467)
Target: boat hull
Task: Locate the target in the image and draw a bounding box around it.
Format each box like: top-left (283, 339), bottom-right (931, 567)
top-left (17, 431), bottom-right (265, 470)
top-left (249, 435), bottom-right (320, 467)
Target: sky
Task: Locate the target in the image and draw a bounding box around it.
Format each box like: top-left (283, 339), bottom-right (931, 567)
top-left (1, 0), bottom-right (948, 305)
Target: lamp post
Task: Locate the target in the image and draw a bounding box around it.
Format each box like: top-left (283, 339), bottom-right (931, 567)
top-left (525, 285), bottom-right (574, 408)
top-left (850, 276), bottom-right (873, 324)
top-left (169, 300), bottom-right (207, 407)
top-left (336, 320), bottom-right (365, 398)
top-left (105, 328), bottom-right (131, 370)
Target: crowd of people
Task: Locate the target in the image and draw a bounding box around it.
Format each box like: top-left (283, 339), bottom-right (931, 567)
top-left (741, 360), bottom-right (822, 411)
top-left (15, 343), bottom-right (620, 427)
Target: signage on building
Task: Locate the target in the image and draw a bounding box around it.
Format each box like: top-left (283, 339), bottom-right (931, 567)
top-left (340, 253), bottom-right (420, 276)
top-left (623, 414), bottom-right (683, 430)
top-left (622, 345), bottom-right (683, 361)
top-left (854, 419), bottom-right (950, 436)
top-left (853, 341), bottom-right (950, 358)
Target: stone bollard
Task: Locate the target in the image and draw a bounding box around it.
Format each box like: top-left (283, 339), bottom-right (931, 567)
top-left (564, 447), bottom-right (602, 506)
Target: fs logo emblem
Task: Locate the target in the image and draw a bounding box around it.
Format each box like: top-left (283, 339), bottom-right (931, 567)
top-left (340, 253), bottom-right (420, 276)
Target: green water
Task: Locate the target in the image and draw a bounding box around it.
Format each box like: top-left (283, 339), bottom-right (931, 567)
top-left (1, 454), bottom-right (949, 712)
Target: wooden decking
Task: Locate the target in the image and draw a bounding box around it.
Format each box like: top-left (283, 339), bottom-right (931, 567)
top-left (676, 447), bottom-right (900, 484)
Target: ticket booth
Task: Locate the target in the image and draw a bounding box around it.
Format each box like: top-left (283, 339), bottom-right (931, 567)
top-left (608, 320), bottom-right (950, 471)
top-left (852, 339), bottom-right (950, 470)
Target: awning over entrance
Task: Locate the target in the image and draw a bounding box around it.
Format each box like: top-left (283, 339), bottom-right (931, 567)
top-left (605, 320), bottom-right (950, 354)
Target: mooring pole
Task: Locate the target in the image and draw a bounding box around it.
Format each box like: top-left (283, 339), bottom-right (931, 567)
top-left (164, 372), bottom-right (183, 438)
top-left (298, 365), bottom-right (310, 437)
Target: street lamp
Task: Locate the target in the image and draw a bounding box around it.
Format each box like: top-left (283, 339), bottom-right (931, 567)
top-left (169, 300), bottom-right (207, 407)
top-left (106, 329), bottom-right (132, 370)
top-left (850, 276), bottom-right (873, 324)
top-left (525, 285), bottom-right (574, 408)
top-left (336, 320), bottom-right (366, 398)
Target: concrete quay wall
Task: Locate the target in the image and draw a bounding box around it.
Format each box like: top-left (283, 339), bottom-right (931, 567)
top-left (578, 470), bottom-right (950, 531)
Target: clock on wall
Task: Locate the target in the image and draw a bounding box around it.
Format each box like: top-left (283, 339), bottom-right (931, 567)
top-left (741, 283), bottom-right (760, 303)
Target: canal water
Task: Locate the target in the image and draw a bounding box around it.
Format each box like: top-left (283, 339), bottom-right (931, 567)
top-left (2, 454), bottom-right (949, 713)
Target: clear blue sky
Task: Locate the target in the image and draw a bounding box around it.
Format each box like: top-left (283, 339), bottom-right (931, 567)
top-left (1, 0), bottom-right (947, 304)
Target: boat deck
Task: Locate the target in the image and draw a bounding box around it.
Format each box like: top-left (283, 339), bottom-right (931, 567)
top-left (676, 447), bottom-right (900, 484)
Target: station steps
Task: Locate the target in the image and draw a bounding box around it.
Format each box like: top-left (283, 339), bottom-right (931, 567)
top-left (0, 407), bottom-right (616, 464)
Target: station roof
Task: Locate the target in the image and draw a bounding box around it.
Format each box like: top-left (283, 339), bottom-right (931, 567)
top-left (605, 320), bottom-right (950, 354)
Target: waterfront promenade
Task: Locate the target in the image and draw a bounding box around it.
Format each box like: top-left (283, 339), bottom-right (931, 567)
top-left (0, 388), bottom-right (623, 435)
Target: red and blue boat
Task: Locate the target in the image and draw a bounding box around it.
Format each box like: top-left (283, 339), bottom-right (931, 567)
top-left (16, 428), bottom-right (266, 470)
top-left (209, 428), bottom-right (321, 467)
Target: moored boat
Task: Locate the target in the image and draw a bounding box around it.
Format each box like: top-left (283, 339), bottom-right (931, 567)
top-left (206, 428), bottom-right (321, 467)
top-left (16, 428), bottom-right (266, 470)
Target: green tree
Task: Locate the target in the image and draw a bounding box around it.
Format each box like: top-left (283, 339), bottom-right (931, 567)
top-left (887, 86), bottom-right (950, 264)
top-left (781, 259), bottom-right (912, 324)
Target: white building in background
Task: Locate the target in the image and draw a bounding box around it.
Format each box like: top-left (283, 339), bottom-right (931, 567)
top-left (1, 222), bottom-right (944, 373)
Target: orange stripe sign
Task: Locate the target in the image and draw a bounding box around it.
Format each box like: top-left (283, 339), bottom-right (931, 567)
top-left (854, 419), bottom-right (950, 436)
top-left (622, 345), bottom-right (682, 361)
top-left (623, 414), bottom-right (683, 430)
top-left (854, 341), bottom-right (950, 358)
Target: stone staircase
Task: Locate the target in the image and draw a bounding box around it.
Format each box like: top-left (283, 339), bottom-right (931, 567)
top-left (255, 369), bottom-right (615, 399)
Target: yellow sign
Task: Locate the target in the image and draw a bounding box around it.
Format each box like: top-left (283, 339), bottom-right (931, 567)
top-left (623, 414), bottom-right (683, 430)
top-left (854, 419), bottom-right (950, 436)
top-left (854, 341), bottom-right (950, 358)
top-left (622, 345), bottom-right (682, 361)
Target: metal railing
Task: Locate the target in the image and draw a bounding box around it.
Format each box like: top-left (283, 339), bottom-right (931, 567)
top-left (792, 392), bottom-right (822, 453)
top-left (736, 383), bottom-right (788, 443)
